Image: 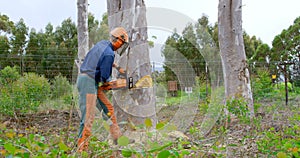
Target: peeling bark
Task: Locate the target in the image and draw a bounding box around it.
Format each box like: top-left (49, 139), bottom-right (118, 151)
top-left (218, 0), bottom-right (254, 116)
top-left (107, 0), bottom-right (155, 127)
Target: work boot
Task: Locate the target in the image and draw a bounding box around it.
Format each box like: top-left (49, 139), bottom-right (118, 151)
top-left (77, 129), bottom-right (91, 152)
top-left (110, 124), bottom-right (122, 144)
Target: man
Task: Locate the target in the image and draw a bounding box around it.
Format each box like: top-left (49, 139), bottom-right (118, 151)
top-left (76, 27), bottom-right (128, 152)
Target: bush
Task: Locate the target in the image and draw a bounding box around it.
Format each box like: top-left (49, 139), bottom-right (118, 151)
top-left (0, 73), bottom-right (51, 115)
top-left (50, 74), bottom-right (72, 99)
top-left (0, 66), bottom-right (20, 86)
top-left (278, 82), bottom-right (293, 92)
top-left (252, 68), bottom-right (273, 99)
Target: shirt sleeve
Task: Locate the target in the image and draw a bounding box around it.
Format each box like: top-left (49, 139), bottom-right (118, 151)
top-left (99, 55), bottom-right (114, 83)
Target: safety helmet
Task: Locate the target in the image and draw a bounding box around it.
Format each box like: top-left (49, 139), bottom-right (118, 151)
top-left (110, 27), bottom-right (129, 54)
top-left (110, 27), bottom-right (128, 43)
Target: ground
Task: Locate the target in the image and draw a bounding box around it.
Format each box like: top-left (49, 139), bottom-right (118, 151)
top-left (1, 98), bottom-right (299, 157)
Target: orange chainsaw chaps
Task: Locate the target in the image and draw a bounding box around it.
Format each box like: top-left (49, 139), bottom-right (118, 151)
top-left (98, 87), bottom-right (118, 124)
top-left (77, 93), bottom-right (97, 152)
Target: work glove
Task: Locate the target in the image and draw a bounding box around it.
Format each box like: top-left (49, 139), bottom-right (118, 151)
top-left (116, 66), bottom-right (125, 74)
top-left (100, 82), bottom-right (113, 90)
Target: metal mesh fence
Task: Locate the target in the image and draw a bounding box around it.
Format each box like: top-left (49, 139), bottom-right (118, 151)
top-left (0, 55), bottom-right (299, 116)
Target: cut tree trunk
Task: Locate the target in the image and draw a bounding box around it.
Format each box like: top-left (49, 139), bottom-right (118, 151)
top-left (107, 0), bottom-right (156, 128)
top-left (218, 0), bottom-right (254, 116)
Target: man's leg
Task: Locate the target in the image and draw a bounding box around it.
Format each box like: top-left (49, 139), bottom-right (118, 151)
top-left (97, 87), bottom-right (122, 143)
top-left (77, 75), bottom-right (97, 152)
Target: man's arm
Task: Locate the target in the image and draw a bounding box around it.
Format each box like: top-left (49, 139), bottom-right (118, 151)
top-left (100, 55), bottom-right (114, 83)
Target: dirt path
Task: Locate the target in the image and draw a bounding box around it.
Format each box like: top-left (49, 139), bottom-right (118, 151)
top-left (2, 109), bottom-right (80, 136)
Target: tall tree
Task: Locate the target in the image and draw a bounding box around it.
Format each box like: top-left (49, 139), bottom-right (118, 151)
top-left (218, 0), bottom-right (254, 116)
top-left (0, 14), bottom-right (14, 34)
top-left (88, 12), bottom-right (100, 48)
top-left (77, 0), bottom-right (89, 68)
top-left (0, 35), bottom-right (10, 69)
top-left (272, 17), bottom-right (300, 86)
top-left (0, 14), bottom-right (14, 69)
top-left (107, 0), bottom-right (156, 127)
top-left (162, 32), bottom-right (181, 82)
top-left (10, 18), bottom-right (28, 74)
top-left (88, 13), bottom-right (109, 48)
top-left (54, 18), bottom-right (77, 79)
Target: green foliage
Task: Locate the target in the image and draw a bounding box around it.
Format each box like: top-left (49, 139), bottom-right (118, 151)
top-left (270, 16), bottom-right (300, 87)
top-left (195, 76), bottom-right (211, 100)
top-left (0, 36), bottom-right (10, 67)
top-left (117, 136), bottom-right (130, 146)
top-left (0, 14), bottom-right (15, 33)
top-left (226, 98), bottom-right (249, 118)
top-left (0, 73), bottom-right (50, 115)
top-left (88, 13), bottom-right (109, 48)
top-left (278, 82), bottom-right (293, 92)
top-left (0, 66), bottom-right (20, 86)
top-left (257, 125), bottom-right (300, 157)
top-left (19, 73), bottom-right (51, 103)
top-left (50, 74), bottom-right (72, 99)
top-left (165, 91), bottom-right (182, 106)
top-left (0, 131), bottom-right (73, 157)
top-left (252, 68), bottom-right (273, 99)
top-left (0, 15), bottom-right (80, 80)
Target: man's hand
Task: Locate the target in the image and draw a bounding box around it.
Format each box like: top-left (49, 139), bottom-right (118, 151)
top-left (118, 67), bottom-right (125, 74)
top-left (100, 82), bottom-right (112, 90)
top-left (114, 63), bottom-right (126, 74)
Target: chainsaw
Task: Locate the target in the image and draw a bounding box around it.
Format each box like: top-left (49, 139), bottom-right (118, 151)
top-left (108, 70), bottom-right (153, 90)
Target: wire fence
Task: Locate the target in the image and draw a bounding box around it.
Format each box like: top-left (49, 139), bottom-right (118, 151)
top-left (0, 55), bottom-right (299, 111)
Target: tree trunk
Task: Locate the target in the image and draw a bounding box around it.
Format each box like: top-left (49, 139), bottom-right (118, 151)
top-left (107, 0), bottom-right (156, 128)
top-left (76, 0), bottom-right (89, 68)
top-left (218, 0), bottom-right (254, 116)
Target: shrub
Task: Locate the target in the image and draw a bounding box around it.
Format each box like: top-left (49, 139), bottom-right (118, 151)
top-left (0, 66), bottom-right (20, 86)
top-left (50, 74), bottom-right (72, 99)
top-left (0, 73), bottom-right (51, 115)
top-left (252, 68), bottom-right (273, 99)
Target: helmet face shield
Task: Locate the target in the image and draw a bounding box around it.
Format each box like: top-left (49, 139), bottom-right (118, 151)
top-left (110, 27), bottom-right (129, 56)
top-left (118, 42), bottom-right (129, 56)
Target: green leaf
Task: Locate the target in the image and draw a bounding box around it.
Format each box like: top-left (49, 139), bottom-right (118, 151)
top-left (144, 118), bottom-right (152, 128)
top-left (228, 143), bottom-right (238, 147)
top-left (148, 142), bottom-right (173, 153)
top-left (22, 153), bottom-right (30, 158)
top-left (157, 150), bottom-right (170, 158)
top-left (121, 149), bottom-right (133, 157)
top-left (156, 122), bottom-right (165, 130)
top-left (19, 137), bottom-right (28, 144)
top-left (277, 152), bottom-right (287, 158)
top-left (58, 142), bottom-right (69, 151)
top-left (181, 150), bottom-right (190, 156)
top-left (117, 136), bottom-right (129, 146)
top-left (29, 134), bottom-right (34, 142)
top-left (4, 143), bottom-right (16, 154)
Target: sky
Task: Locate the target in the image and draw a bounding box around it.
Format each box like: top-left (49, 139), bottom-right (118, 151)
top-left (0, 0), bottom-right (299, 62)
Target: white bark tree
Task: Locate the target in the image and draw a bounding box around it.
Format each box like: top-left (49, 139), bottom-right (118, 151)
top-left (107, 0), bottom-right (156, 127)
top-left (76, 0), bottom-right (89, 68)
top-left (218, 0), bottom-right (254, 116)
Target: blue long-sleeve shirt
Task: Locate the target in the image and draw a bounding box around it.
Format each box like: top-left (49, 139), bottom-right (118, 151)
top-left (80, 40), bottom-right (115, 83)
